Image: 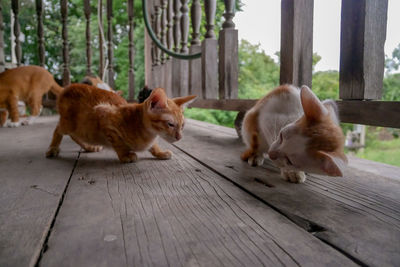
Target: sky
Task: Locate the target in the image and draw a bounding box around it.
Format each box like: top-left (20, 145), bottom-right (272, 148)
top-left (235, 0), bottom-right (400, 71)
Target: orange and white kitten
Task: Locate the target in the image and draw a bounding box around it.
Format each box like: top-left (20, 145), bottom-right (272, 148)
top-left (241, 84), bottom-right (347, 183)
top-left (46, 84), bottom-right (196, 163)
top-left (0, 65), bottom-right (63, 127)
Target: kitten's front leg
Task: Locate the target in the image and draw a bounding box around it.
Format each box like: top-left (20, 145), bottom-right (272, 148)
top-left (280, 169), bottom-right (306, 183)
top-left (241, 149), bottom-right (264, 166)
top-left (106, 132), bottom-right (138, 163)
top-left (149, 143), bottom-right (172, 160)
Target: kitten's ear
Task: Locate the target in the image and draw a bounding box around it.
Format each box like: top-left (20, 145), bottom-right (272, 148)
top-left (148, 88), bottom-right (168, 110)
top-left (173, 95), bottom-right (197, 108)
top-left (300, 85), bottom-right (328, 121)
top-left (317, 151), bottom-right (348, 177)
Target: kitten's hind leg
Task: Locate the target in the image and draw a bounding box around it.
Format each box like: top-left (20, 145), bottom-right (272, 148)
top-left (70, 135), bottom-right (103, 153)
top-left (7, 95), bottom-right (20, 127)
top-left (281, 169), bottom-right (306, 183)
top-left (46, 125), bottom-right (64, 158)
top-left (149, 143), bottom-right (172, 160)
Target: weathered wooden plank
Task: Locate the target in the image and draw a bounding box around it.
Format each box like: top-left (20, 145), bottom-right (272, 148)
top-left (98, 0), bottom-right (104, 79)
top-left (172, 119), bottom-right (400, 266)
top-left (171, 58), bottom-right (188, 97)
top-left (0, 116), bottom-right (79, 267)
top-left (339, 0), bottom-right (388, 100)
top-left (39, 140), bottom-right (355, 266)
top-left (280, 0), bottom-right (313, 87)
top-left (188, 45), bottom-right (202, 97)
top-left (218, 28), bottom-right (238, 99)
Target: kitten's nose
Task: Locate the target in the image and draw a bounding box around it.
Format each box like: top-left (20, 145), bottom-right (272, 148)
top-left (175, 132), bottom-right (182, 140)
top-left (268, 150), bottom-right (278, 160)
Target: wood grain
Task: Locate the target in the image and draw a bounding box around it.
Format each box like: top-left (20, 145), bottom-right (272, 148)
top-left (0, 117), bottom-right (79, 267)
top-left (39, 140), bottom-right (354, 266)
top-left (172, 119), bottom-right (400, 266)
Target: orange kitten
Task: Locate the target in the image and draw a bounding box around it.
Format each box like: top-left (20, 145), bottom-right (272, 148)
top-left (241, 84), bottom-right (347, 183)
top-left (0, 65), bottom-right (63, 127)
top-left (46, 84), bottom-right (196, 163)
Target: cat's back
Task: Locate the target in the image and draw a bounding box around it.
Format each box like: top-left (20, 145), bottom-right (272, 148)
top-left (58, 83), bottom-right (127, 111)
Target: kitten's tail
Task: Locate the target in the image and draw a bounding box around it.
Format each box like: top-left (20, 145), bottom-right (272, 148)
top-left (50, 81), bottom-right (64, 97)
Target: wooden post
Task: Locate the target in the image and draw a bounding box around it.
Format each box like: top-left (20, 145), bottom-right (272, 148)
top-left (189, 0), bottom-right (202, 97)
top-left (172, 0), bottom-right (181, 52)
top-left (219, 0), bottom-right (238, 99)
top-left (84, 0), bottom-right (92, 75)
top-left (339, 0), bottom-right (388, 100)
top-left (36, 0), bottom-right (45, 67)
top-left (144, 0), bottom-right (154, 87)
top-left (280, 0), bottom-right (313, 88)
top-left (171, 0), bottom-right (184, 97)
top-left (128, 0), bottom-right (135, 101)
top-left (202, 0), bottom-right (218, 99)
top-left (0, 2), bottom-right (5, 72)
top-left (61, 0), bottom-right (70, 86)
top-left (98, 0), bottom-right (104, 79)
top-left (11, 0), bottom-right (22, 67)
top-left (106, 0), bottom-right (115, 89)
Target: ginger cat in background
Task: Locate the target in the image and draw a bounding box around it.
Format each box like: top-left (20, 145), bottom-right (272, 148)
top-left (46, 84), bottom-right (196, 163)
top-left (0, 65), bottom-right (63, 127)
top-left (80, 75), bottom-right (123, 96)
top-left (241, 84), bottom-right (347, 183)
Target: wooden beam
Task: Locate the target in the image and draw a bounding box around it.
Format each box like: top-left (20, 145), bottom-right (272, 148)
top-left (189, 99), bottom-right (400, 129)
top-left (84, 0), bottom-right (92, 75)
top-left (106, 0), bottom-right (115, 89)
top-left (339, 0), bottom-right (388, 100)
top-left (280, 0), bottom-right (314, 87)
top-left (128, 0), bottom-right (135, 101)
top-left (36, 0), bottom-right (45, 67)
top-left (11, 0), bottom-right (22, 67)
top-left (61, 0), bottom-right (70, 86)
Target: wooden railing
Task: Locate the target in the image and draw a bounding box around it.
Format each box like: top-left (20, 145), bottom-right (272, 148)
top-left (145, 0), bottom-right (399, 129)
top-left (0, 0), bottom-right (136, 101)
top-left (0, 0), bottom-right (398, 129)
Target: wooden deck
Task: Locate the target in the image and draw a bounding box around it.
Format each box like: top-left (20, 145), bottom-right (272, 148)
top-left (1, 116), bottom-right (399, 267)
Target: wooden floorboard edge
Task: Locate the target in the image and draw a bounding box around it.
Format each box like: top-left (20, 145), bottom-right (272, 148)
top-left (171, 143), bottom-right (366, 266)
top-left (32, 152), bottom-right (81, 267)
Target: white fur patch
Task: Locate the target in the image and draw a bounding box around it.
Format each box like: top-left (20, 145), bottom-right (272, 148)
top-left (97, 82), bottom-right (112, 91)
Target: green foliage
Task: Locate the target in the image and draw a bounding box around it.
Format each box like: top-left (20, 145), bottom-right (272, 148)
top-left (185, 108), bottom-right (237, 128)
top-left (383, 73), bottom-right (400, 101)
top-left (238, 40), bottom-right (279, 99)
top-left (355, 135), bottom-right (400, 167)
top-left (312, 70), bottom-right (340, 100)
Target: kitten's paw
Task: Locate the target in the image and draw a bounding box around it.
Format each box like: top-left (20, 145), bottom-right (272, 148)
top-left (248, 155), bottom-right (264, 166)
top-left (118, 152), bottom-right (138, 163)
top-left (46, 147), bottom-right (60, 158)
top-left (154, 150), bottom-right (172, 160)
top-left (7, 121), bottom-right (21, 128)
top-left (84, 145), bottom-right (103, 152)
top-left (281, 170), bottom-right (306, 183)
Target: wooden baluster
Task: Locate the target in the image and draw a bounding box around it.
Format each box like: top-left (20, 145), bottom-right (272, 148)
top-left (84, 0), bottom-right (92, 75)
top-left (173, 0), bottom-right (181, 52)
top-left (202, 0), bottom-right (218, 99)
top-left (128, 0), bottom-right (135, 101)
top-left (219, 0), bottom-right (238, 99)
top-left (106, 0), bottom-right (115, 89)
top-left (204, 0), bottom-right (216, 38)
top-left (339, 0), bottom-right (388, 100)
top-left (154, 5), bottom-right (161, 65)
top-left (167, 0), bottom-right (173, 50)
top-left (280, 0), bottom-right (313, 88)
top-left (0, 2), bottom-right (5, 72)
top-left (11, 0), bottom-right (22, 67)
top-left (61, 0), bottom-right (70, 85)
top-left (189, 0), bottom-right (202, 97)
top-left (151, 13), bottom-right (156, 66)
top-left (36, 0), bottom-right (45, 67)
top-left (98, 0), bottom-right (104, 79)
top-left (160, 0), bottom-right (167, 63)
top-left (180, 0), bottom-right (189, 53)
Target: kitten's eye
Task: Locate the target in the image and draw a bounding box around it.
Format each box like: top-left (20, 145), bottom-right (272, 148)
top-left (279, 133), bottom-right (283, 144)
top-left (167, 122), bottom-right (175, 128)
